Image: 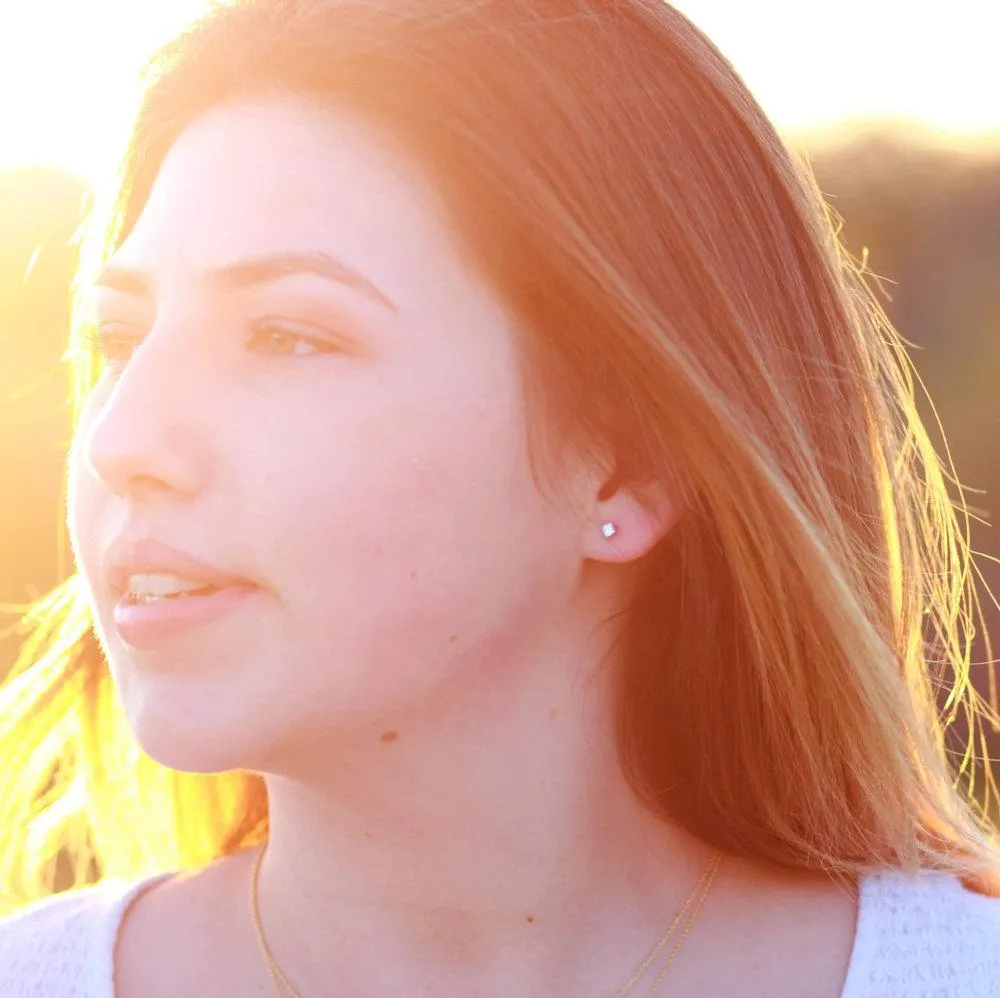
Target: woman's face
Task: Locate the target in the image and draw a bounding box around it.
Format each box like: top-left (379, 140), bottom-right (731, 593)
top-left (69, 98), bottom-right (595, 774)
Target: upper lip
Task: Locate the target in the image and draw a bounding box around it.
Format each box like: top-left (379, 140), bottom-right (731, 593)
top-left (103, 536), bottom-right (252, 595)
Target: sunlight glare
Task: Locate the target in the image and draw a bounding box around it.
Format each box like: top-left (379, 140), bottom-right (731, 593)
top-left (0, 0), bottom-right (211, 182)
top-left (0, 0), bottom-right (998, 183)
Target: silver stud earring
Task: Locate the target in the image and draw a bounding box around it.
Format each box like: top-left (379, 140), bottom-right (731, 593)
top-left (601, 522), bottom-right (617, 539)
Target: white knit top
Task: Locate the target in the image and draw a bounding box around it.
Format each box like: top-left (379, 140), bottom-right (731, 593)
top-left (0, 868), bottom-right (998, 996)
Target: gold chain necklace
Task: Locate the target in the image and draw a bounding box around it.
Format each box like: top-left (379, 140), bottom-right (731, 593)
top-left (250, 846), bottom-right (722, 997)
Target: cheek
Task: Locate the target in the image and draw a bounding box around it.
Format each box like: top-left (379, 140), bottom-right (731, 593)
top-left (269, 401), bottom-right (525, 582)
top-left (252, 377), bottom-right (568, 667)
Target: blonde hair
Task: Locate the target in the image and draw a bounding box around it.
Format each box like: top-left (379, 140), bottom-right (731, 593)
top-left (2, 0), bottom-right (998, 909)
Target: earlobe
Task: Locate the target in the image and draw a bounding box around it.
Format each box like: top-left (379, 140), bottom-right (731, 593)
top-left (588, 480), bottom-right (678, 564)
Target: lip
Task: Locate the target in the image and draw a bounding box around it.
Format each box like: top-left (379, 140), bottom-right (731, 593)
top-left (104, 536), bottom-right (252, 596)
top-left (112, 585), bottom-right (257, 649)
top-left (103, 536), bottom-right (258, 649)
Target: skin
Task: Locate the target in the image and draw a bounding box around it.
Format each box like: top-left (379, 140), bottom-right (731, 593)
top-left (69, 97), bottom-right (858, 997)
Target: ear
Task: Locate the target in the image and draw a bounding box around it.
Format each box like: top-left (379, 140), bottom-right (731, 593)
top-left (583, 472), bottom-right (681, 564)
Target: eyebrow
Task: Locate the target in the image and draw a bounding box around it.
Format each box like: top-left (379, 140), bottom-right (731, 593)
top-left (93, 250), bottom-right (396, 312)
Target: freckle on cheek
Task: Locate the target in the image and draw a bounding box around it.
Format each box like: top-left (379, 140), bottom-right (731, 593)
top-left (449, 634), bottom-right (460, 643)
top-left (526, 914), bottom-right (535, 923)
top-left (380, 731), bottom-right (399, 743)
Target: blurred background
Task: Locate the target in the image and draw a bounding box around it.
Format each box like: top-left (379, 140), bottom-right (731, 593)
top-left (1, 2), bottom-right (998, 811)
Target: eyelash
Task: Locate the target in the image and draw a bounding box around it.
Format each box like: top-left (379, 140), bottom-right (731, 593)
top-left (82, 320), bottom-right (339, 371)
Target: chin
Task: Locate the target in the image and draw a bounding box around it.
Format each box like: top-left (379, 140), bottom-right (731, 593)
top-left (112, 678), bottom-right (269, 777)
top-left (126, 714), bottom-right (256, 775)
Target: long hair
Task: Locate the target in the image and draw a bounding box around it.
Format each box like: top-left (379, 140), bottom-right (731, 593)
top-left (2, 0), bottom-right (997, 907)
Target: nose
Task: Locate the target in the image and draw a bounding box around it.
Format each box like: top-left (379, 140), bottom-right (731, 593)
top-left (80, 328), bottom-right (211, 503)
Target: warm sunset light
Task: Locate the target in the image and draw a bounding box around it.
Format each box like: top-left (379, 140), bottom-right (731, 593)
top-left (1, 0), bottom-right (999, 981)
top-left (0, 1), bottom-right (210, 183)
top-left (0, 1), bottom-right (999, 182)
top-left (675, 0), bottom-right (1000, 136)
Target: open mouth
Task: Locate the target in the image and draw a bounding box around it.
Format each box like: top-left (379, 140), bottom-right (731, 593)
top-left (123, 585), bottom-right (222, 604)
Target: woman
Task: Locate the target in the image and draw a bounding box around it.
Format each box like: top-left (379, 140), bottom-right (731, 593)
top-left (1, 0), bottom-right (998, 994)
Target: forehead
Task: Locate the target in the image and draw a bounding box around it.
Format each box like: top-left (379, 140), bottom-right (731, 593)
top-left (114, 97), bottom-right (457, 292)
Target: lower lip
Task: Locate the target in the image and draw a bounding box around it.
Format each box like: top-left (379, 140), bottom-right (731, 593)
top-left (112, 585), bottom-right (257, 649)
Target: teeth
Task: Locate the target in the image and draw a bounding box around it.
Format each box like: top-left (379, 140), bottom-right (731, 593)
top-left (126, 572), bottom-right (213, 599)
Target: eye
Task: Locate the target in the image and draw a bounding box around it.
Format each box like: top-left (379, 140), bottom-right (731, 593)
top-left (83, 324), bottom-right (143, 373)
top-left (247, 322), bottom-right (336, 358)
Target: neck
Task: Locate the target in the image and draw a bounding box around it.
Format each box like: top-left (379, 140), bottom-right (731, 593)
top-left (252, 617), bottom-right (720, 996)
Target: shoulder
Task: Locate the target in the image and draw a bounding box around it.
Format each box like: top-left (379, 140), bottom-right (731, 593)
top-left (0, 874), bottom-right (170, 998)
top-left (844, 868), bottom-right (1000, 998)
